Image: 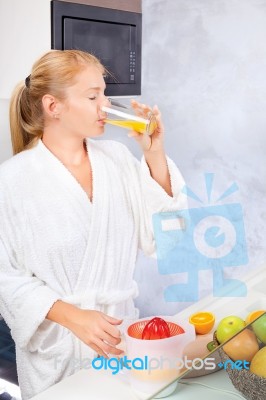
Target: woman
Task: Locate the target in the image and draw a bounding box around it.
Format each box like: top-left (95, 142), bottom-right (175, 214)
top-left (0, 50), bottom-right (186, 399)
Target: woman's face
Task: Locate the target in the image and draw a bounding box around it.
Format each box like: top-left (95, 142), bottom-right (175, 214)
top-left (58, 65), bottom-right (110, 138)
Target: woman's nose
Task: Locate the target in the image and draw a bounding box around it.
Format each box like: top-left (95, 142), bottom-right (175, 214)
top-left (99, 97), bottom-right (111, 117)
top-left (101, 96), bottom-right (111, 108)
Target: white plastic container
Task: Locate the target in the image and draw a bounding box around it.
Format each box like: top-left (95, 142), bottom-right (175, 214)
top-left (124, 316), bottom-right (195, 399)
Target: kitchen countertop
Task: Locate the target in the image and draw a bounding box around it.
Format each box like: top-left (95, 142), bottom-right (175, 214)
top-left (31, 366), bottom-right (243, 400)
top-left (31, 265), bottom-right (266, 400)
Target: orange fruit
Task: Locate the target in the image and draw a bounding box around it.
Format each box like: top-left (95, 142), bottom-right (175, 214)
top-left (250, 347), bottom-right (266, 378)
top-left (189, 312), bottom-right (215, 335)
top-left (245, 310), bottom-right (265, 325)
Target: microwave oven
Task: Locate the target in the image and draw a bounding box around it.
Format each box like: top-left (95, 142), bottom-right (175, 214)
top-left (51, 0), bottom-right (142, 96)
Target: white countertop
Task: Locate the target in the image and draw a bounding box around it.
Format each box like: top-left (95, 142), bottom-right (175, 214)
top-left (31, 265), bottom-right (265, 400)
top-left (31, 367), bottom-right (243, 400)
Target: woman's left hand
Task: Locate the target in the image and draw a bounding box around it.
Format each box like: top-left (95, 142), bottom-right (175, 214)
top-left (129, 99), bottom-right (165, 153)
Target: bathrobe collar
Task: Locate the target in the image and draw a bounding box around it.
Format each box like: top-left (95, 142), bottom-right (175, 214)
top-left (34, 138), bottom-right (111, 293)
top-left (35, 138), bottom-right (96, 207)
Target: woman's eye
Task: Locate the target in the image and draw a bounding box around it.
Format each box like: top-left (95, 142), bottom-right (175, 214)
top-left (88, 96), bottom-right (97, 100)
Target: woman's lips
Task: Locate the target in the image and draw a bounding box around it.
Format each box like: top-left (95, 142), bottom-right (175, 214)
top-left (98, 119), bottom-right (106, 126)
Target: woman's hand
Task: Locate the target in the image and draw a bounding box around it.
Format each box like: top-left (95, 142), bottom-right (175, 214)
top-left (129, 99), bottom-right (165, 153)
top-left (47, 301), bottom-right (123, 358)
top-left (68, 309), bottom-right (123, 358)
top-left (128, 100), bottom-right (173, 196)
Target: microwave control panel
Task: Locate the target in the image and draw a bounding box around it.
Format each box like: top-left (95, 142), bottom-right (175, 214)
top-left (129, 51), bottom-right (136, 82)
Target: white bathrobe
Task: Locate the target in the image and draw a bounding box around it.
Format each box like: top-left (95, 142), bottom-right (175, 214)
top-left (0, 139), bottom-right (186, 399)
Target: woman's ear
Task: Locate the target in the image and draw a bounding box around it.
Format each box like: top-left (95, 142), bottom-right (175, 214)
top-left (42, 94), bottom-right (61, 119)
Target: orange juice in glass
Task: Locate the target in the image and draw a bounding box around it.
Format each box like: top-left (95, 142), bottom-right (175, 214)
top-left (101, 105), bottom-right (157, 135)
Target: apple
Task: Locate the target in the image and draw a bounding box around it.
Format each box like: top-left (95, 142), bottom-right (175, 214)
top-left (252, 313), bottom-right (266, 344)
top-left (216, 315), bottom-right (245, 344)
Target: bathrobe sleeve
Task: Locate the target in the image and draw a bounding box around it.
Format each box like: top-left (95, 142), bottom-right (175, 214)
top-left (110, 141), bottom-right (187, 257)
top-left (138, 155), bottom-right (187, 256)
top-left (0, 236), bottom-right (60, 350)
top-left (140, 155), bottom-right (187, 213)
top-left (0, 182), bottom-right (60, 350)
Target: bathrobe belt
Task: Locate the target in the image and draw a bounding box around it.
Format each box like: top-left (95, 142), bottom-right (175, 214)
top-left (62, 281), bottom-right (139, 309)
top-left (62, 282), bottom-right (139, 361)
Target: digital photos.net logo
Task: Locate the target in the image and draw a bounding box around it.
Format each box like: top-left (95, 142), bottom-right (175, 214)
top-left (52, 355), bottom-right (250, 375)
top-left (53, 355), bottom-right (221, 375)
top-left (153, 173), bottom-right (249, 302)
top-left (217, 359), bottom-right (250, 371)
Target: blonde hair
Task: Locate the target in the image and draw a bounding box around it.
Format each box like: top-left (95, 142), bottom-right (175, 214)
top-left (9, 50), bottom-right (105, 155)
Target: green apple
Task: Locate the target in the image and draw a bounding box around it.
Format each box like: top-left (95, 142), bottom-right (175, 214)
top-left (252, 314), bottom-right (266, 344)
top-left (216, 315), bottom-right (245, 344)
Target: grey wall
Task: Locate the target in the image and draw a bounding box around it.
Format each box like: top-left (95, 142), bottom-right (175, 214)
top-left (134, 0), bottom-right (266, 317)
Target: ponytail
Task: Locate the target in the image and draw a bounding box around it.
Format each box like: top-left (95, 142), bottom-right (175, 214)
top-left (9, 50), bottom-right (105, 155)
top-left (9, 81), bottom-right (42, 155)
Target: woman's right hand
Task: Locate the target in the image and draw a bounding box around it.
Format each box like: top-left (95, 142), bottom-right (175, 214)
top-left (68, 309), bottom-right (123, 358)
top-left (46, 301), bottom-right (123, 358)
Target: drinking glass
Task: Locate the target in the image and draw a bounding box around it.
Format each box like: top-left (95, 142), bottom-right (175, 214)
top-left (102, 103), bottom-right (157, 136)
